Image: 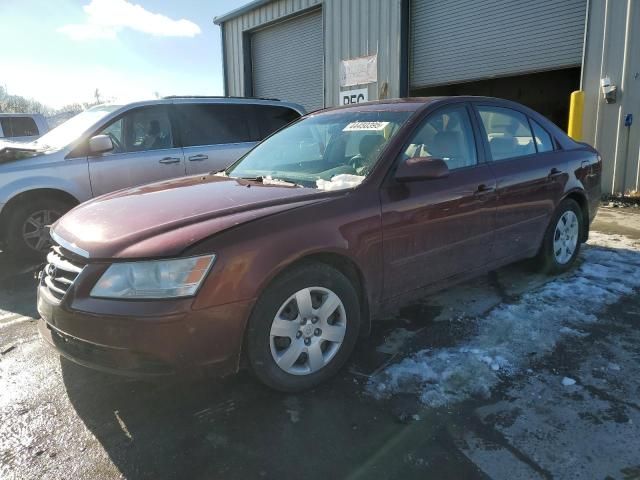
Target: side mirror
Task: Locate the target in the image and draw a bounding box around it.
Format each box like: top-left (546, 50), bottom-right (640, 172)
top-left (88, 135), bottom-right (114, 155)
top-left (395, 156), bottom-right (449, 181)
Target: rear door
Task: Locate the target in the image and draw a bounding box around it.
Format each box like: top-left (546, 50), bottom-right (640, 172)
top-left (175, 103), bottom-right (301, 175)
top-left (88, 105), bottom-right (185, 197)
top-left (380, 103), bottom-right (497, 298)
top-left (251, 104), bottom-right (302, 139)
top-left (174, 103), bottom-right (260, 175)
top-left (473, 104), bottom-right (568, 262)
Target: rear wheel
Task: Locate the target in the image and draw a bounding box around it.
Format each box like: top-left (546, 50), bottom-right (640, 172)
top-left (534, 198), bottom-right (582, 274)
top-left (4, 198), bottom-right (73, 257)
top-left (246, 262), bottom-right (360, 392)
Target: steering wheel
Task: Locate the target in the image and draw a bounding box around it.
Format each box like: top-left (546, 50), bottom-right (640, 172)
top-left (348, 154), bottom-right (365, 172)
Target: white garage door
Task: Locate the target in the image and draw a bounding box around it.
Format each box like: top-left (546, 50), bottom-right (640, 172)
top-left (251, 10), bottom-right (324, 112)
top-left (411, 0), bottom-right (587, 89)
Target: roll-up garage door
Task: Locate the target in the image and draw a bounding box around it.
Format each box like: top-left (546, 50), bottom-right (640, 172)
top-left (410, 0), bottom-right (587, 89)
top-left (251, 10), bottom-right (324, 112)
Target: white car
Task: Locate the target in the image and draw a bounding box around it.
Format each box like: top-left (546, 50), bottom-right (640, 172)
top-left (0, 114), bottom-right (49, 143)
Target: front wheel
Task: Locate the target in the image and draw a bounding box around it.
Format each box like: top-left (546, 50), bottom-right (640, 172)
top-left (4, 198), bottom-right (73, 257)
top-left (246, 263), bottom-right (360, 392)
top-left (535, 198), bottom-right (582, 274)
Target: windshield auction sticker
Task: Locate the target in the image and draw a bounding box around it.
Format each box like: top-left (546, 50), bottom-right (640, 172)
top-left (343, 121), bottom-right (390, 132)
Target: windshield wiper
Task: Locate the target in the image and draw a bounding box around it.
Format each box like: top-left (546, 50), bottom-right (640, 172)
top-left (236, 176), bottom-right (302, 187)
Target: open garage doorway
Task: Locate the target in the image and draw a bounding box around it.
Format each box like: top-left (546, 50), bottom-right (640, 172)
top-left (410, 68), bottom-right (581, 131)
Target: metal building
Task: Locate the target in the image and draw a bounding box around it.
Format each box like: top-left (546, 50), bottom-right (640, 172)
top-left (214, 0), bottom-right (639, 195)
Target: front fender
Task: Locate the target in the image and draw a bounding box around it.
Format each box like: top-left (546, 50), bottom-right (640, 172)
top-left (0, 158), bottom-right (92, 213)
top-left (187, 189), bottom-right (384, 315)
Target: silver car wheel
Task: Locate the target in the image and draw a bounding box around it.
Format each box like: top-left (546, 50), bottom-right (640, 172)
top-left (22, 209), bottom-right (61, 253)
top-left (270, 286), bottom-right (347, 376)
top-left (553, 210), bottom-right (579, 265)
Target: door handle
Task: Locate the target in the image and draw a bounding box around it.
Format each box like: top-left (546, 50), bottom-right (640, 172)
top-left (474, 184), bottom-right (496, 195)
top-left (548, 167), bottom-right (564, 179)
top-left (188, 154), bottom-right (209, 162)
top-left (159, 157), bottom-right (181, 164)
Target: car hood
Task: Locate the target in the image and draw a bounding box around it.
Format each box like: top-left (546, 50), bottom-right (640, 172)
top-left (0, 140), bottom-right (43, 163)
top-left (53, 175), bottom-right (328, 259)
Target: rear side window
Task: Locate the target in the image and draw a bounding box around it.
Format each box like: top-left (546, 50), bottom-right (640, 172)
top-left (251, 105), bottom-right (301, 139)
top-left (530, 119), bottom-right (554, 153)
top-left (174, 104), bottom-right (257, 146)
top-left (0, 117), bottom-right (38, 137)
top-left (478, 106), bottom-right (536, 161)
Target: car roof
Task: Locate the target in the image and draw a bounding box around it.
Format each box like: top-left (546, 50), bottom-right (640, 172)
top-left (0, 113), bottom-right (46, 118)
top-left (314, 96), bottom-right (538, 114)
top-left (103, 97), bottom-right (306, 115)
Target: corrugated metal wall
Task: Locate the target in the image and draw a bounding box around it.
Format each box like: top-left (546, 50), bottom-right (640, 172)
top-left (582, 0), bottom-right (640, 194)
top-left (219, 0), bottom-right (403, 108)
top-left (222, 0), bottom-right (322, 98)
top-left (323, 0), bottom-right (403, 105)
top-left (410, 0), bottom-right (587, 89)
top-left (252, 10), bottom-right (324, 111)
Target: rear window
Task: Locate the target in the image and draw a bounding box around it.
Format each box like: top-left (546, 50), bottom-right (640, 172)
top-left (251, 105), bottom-right (301, 139)
top-left (0, 117), bottom-right (39, 137)
top-left (174, 104), bottom-right (258, 147)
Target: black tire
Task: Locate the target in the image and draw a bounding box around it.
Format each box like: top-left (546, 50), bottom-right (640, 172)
top-left (4, 198), bottom-right (73, 258)
top-left (246, 262), bottom-right (361, 392)
top-left (534, 198), bottom-right (583, 274)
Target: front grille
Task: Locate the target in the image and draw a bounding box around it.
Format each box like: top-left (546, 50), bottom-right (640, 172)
top-left (42, 245), bottom-right (86, 301)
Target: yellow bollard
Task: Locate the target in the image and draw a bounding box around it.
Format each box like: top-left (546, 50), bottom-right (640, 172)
top-left (568, 90), bottom-right (584, 141)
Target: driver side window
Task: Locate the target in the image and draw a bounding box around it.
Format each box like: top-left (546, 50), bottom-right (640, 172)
top-left (95, 107), bottom-right (173, 154)
top-left (99, 118), bottom-right (125, 154)
top-left (403, 105), bottom-right (477, 170)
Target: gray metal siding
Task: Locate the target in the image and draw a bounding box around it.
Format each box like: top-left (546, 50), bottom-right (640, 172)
top-left (324, 0), bottom-right (403, 106)
top-left (582, 0), bottom-right (639, 194)
top-left (410, 0), bottom-right (588, 89)
top-left (221, 0), bottom-right (322, 97)
top-left (252, 10), bottom-right (324, 111)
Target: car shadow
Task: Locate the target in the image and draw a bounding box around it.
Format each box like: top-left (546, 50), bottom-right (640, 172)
top-left (0, 252), bottom-right (42, 318)
top-left (59, 305), bottom-right (485, 479)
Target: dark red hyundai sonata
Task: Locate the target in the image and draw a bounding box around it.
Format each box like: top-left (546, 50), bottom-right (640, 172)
top-left (38, 97), bottom-right (601, 391)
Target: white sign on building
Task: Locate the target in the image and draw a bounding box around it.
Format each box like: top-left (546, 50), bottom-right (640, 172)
top-left (340, 54), bottom-right (377, 87)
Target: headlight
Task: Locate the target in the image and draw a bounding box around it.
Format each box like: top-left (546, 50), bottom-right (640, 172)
top-left (90, 255), bottom-right (215, 299)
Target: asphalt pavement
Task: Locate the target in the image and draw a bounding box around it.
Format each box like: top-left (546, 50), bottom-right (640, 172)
top-left (1, 206), bottom-right (640, 480)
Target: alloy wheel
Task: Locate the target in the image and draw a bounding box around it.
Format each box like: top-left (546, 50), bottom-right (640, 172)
top-left (22, 209), bottom-right (61, 253)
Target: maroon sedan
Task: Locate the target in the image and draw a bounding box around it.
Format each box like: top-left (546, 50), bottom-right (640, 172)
top-left (38, 97), bottom-right (601, 391)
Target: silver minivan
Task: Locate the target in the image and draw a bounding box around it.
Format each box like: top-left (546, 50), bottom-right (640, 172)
top-left (0, 97), bottom-right (304, 255)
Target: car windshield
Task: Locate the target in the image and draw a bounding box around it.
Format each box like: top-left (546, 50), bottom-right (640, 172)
top-left (226, 110), bottom-right (413, 189)
top-left (33, 104), bottom-right (122, 150)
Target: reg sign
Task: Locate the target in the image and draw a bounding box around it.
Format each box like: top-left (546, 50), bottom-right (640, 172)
top-left (340, 87), bottom-right (369, 105)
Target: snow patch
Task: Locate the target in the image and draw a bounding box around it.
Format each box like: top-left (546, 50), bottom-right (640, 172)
top-left (368, 233), bottom-right (640, 407)
top-left (316, 174), bottom-right (364, 191)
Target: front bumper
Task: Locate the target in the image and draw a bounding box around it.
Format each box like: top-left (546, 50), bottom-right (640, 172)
top-left (37, 284), bottom-right (254, 378)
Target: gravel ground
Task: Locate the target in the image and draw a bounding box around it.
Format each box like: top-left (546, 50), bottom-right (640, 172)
top-left (1, 207), bottom-right (639, 480)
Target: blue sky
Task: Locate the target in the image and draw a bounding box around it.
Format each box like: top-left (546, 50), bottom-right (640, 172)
top-left (0, 0), bottom-right (250, 108)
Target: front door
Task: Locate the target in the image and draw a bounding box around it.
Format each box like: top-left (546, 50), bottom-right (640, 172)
top-left (88, 105), bottom-right (185, 197)
top-left (474, 104), bottom-right (568, 262)
top-left (380, 103), bottom-right (497, 298)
